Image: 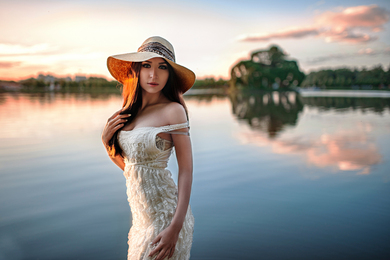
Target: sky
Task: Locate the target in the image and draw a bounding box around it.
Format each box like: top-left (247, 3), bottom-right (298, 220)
top-left (0, 0), bottom-right (389, 81)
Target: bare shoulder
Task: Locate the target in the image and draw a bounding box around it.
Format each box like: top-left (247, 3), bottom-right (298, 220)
top-left (163, 102), bottom-right (187, 125)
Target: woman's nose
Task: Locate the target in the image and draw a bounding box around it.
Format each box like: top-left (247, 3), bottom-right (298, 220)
top-left (150, 67), bottom-right (158, 78)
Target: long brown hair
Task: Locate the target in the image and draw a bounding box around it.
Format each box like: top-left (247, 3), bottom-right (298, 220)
top-left (108, 61), bottom-right (188, 157)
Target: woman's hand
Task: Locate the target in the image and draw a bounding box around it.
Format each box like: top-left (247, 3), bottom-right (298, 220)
top-left (101, 109), bottom-right (131, 148)
top-left (149, 225), bottom-right (181, 260)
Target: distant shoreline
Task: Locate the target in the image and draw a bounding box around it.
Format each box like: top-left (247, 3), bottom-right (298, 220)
top-left (298, 89), bottom-right (390, 98)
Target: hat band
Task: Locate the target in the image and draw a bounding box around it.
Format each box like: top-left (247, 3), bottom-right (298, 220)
top-left (137, 42), bottom-right (175, 62)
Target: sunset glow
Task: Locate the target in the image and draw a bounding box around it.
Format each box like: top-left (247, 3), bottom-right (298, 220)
top-left (0, 0), bottom-right (389, 81)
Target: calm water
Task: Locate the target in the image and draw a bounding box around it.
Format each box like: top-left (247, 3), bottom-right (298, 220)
top-left (0, 90), bottom-right (389, 260)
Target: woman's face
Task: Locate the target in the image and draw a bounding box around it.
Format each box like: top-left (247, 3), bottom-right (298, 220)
top-left (139, 57), bottom-right (169, 94)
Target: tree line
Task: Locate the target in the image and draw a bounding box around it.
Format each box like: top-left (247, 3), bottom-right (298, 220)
top-left (300, 65), bottom-right (390, 89)
top-left (2, 64), bottom-right (390, 92)
top-left (1, 76), bottom-right (227, 91)
top-left (19, 77), bottom-right (118, 90)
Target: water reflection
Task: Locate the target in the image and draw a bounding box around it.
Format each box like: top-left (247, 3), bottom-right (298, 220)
top-left (229, 90), bottom-right (388, 176)
top-left (302, 96), bottom-right (390, 114)
top-left (0, 92), bottom-right (122, 138)
top-left (1, 91), bottom-right (389, 260)
top-left (230, 91), bottom-right (304, 138)
top-left (237, 129), bottom-right (381, 175)
top-left (184, 93), bottom-right (227, 103)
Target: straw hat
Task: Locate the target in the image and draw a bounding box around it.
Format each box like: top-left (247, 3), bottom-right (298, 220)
top-left (107, 36), bottom-right (195, 93)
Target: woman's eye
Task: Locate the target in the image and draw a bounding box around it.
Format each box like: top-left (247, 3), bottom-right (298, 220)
top-left (159, 65), bottom-right (167, 70)
top-left (142, 64), bottom-right (151, 68)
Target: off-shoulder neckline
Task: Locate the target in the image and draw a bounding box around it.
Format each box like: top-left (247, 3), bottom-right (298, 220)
top-left (120, 121), bottom-right (189, 132)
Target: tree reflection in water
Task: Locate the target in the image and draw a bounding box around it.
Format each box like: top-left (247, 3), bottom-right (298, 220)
top-left (229, 91), bottom-right (304, 138)
top-left (228, 90), bottom-right (388, 176)
top-left (302, 95), bottom-right (390, 114)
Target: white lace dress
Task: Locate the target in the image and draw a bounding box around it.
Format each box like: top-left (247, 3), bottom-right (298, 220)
top-left (118, 122), bottom-right (194, 260)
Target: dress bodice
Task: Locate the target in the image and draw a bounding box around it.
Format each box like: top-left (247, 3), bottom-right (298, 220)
top-left (118, 122), bottom-right (189, 171)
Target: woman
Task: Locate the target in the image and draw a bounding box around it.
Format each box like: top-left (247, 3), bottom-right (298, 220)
top-left (101, 36), bottom-right (195, 260)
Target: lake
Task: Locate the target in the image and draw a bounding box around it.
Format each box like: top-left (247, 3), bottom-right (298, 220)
top-left (0, 90), bottom-right (389, 260)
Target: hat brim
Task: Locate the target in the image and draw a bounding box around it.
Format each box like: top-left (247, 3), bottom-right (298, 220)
top-left (107, 52), bottom-right (195, 93)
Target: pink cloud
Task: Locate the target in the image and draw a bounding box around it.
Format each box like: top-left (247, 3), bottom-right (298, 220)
top-left (358, 48), bottom-right (374, 55)
top-left (320, 29), bottom-right (375, 43)
top-left (240, 27), bottom-right (319, 42)
top-left (0, 43), bottom-right (57, 57)
top-left (0, 61), bottom-right (21, 69)
top-left (306, 47), bottom-right (390, 64)
top-left (239, 5), bottom-right (389, 44)
top-left (316, 5), bottom-right (389, 31)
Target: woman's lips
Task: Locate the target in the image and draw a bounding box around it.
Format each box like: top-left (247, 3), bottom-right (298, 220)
top-left (148, 82), bottom-right (158, 86)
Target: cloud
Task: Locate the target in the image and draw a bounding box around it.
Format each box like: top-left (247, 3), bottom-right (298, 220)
top-left (239, 27), bottom-right (319, 42)
top-left (316, 5), bottom-right (389, 31)
top-left (320, 29), bottom-right (375, 43)
top-left (0, 42), bottom-right (105, 78)
top-left (306, 47), bottom-right (390, 64)
top-left (0, 43), bottom-right (58, 57)
top-left (358, 48), bottom-right (374, 55)
top-left (0, 43), bottom-right (104, 70)
top-left (239, 5), bottom-right (389, 44)
top-left (0, 61), bottom-right (21, 69)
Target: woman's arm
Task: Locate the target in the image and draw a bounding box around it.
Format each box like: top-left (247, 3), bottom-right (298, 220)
top-left (169, 133), bottom-right (193, 230)
top-left (101, 109), bottom-right (131, 171)
top-left (150, 103), bottom-right (193, 260)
